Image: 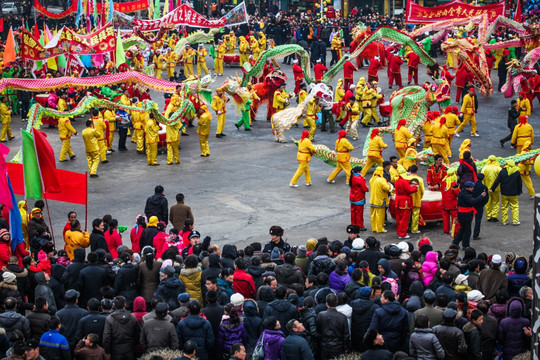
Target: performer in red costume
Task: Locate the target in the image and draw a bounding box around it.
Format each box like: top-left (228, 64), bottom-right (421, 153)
top-left (455, 65), bottom-right (473, 103)
top-left (349, 166), bottom-right (369, 230)
top-left (427, 154), bottom-right (447, 191)
top-left (314, 59), bottom-right (328, 83)
top-left (388, 53), bottom-right (404, 89)
top-left (367, 56), bottom-right (383, 83)
top-left (405, 51), bottom-right (420, 85)
top-left (343, 60), bottom-right (358, 91)
top-left (292, 60), bottom-right (304, 95)
top-left (394, 167), bottom-right (418, 239)
top-left (441, 169), bottom-right (460, 235)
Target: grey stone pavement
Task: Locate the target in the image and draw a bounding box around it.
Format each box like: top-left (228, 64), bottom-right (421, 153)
top-left (5, 54), bottom-right (538, 257)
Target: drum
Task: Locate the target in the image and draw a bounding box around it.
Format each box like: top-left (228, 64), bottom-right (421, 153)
top-left (34, 94), bottom-right (49, 106)
top-left (388, 190), bottom-right (442, 223)
top-left (379, 101), bottom-right (392, 117)
top-left (158, 123), bottom-right (167, 153)
top-left (224, 54), bottom-right (240, 65)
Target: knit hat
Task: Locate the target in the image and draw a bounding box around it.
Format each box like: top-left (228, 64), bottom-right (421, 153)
top-left (2, 272), bottom-right (15, 284)
top-left (230, 293), bottom-right (245, 307)
top-left (148, 216), bottom-right (158, 227)
top-left (341, 247), bottom-right (351, 256)
top-left (37, 250), bottom-right (47, 262)
top-left (442, 308), bottom-right (457, 320)
top-left (297, 245), bottom-right (307, 257)
top-left (206, 290), bottom-right (219, 302)
top-left (177, 293), bottom-right (191, 303)
top-left (358, 286), bottom-right (372, 298)
top-left (352, 238), bottom-right (365, 250)
top-left (464, 181), bottom-right (475, 187)
top-left (160, 266), bottom-right (175, 277)
top-left (0, 229), bottom-right (10, 239)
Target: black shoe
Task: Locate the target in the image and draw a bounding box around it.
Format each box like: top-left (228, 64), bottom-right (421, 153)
top-left (216, 134), bottom-right (223, 138)
top-left (90, 174), bottom-right (99, 178)
top-left (59, 159), bottom-right (68, 162)
top-left (492, 218), bottom-right (499, 222)
top-left (102, 160), bottom-right (109, 164)
top-left (70, 155), bottom-right (76, 160)
top-left (137, 150), bottom-right (145, 154)
top-left (235, 124), bottom-right (240, 130)
top-left (221, 133), bottom-right (226, 136)
top-left (119, 148), bottom-right (128, 152)
top-left (109, 149), bottom-right (116, 153)
top-left (182, 133), bottom-right (189, 136)
top-left (245, 128), bottom-right (252, 131)
top-left (330, 129), bottom-right (337, 133)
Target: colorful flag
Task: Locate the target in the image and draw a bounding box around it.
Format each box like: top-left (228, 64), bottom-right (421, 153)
top-left (514, 0), bottom-right (522, 21)
top-left (21, 130), bottom-right (42, 200)
top-left (115, 30), bottom-right (126, 67)
top-left (163, 0), bottom-right (169, 15)
top-left (7, 177), bottom-right (23, 252)
top-left (153, 0), bottom-right (160, 19)
top-left (3, 27), bottom-right (16, 66)
top-left (108, 0), bottom-right (114, 21)
top-left (32, 130), bottom-right (61, 194)
top-left (0, 19), bottom-right (4, 33)
top-left (75, 0), bottom-right (83, 26)
top-left (0, 144), bottom-right (12, 210)
top-left (33, 21), bottom-right (40, 39)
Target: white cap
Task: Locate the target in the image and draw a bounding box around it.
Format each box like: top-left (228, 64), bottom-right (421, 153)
top-left (467, 290), bottom-right (484, 302)
top-left (293, 59), bottom-right (298, 64)
top-left (349, 84), bottom-right (356, 90)
top-left (492, 254), bottom-right (502, 264)
top-left (352, 238), bottom-right (365, 250)
top-left (455, 274), bottom-right (469, 285)
top-left (316, 59), bottom-right (322, 63)
top-left (397, 241), bottom-right (409, 253)
top-left (374, 56), bottom-right (380, 60)
top-left (230, 293), bottom-right (245, 306)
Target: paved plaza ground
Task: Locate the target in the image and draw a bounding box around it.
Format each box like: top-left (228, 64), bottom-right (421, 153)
top-left (5, 54), bottom-right (538, 257)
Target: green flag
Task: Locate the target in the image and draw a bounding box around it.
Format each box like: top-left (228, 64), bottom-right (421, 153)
top-left (153, 0), bottom-right (160, 19)
top-left (57, 54), bottom-right (67, 69)
top-left (21, 130), bottom-right (42, 200)
top-left (115, 30), bottom-right (126, 68)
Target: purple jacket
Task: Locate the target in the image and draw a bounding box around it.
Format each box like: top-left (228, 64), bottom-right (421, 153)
top-left (259, 329), bottom-right (285, 360)
top-left (498, 298), bottom-right (531, 360)
top-left (487, 303), bottom-right (507, 324)
top-left (217, 316), bottom-right (247, 356)
top-left (329, 271), bottom-right (352, 294)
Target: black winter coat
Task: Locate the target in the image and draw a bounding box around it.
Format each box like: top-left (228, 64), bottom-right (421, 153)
top-left (316, 308), bottom-right (349, 359)
top-left (78, 263), bottom-right (107, 308)
top-left (56, 304), bottom-right (88, 350)
top-left (114, 263), bottom-right (138, 306)
top-left (144, 193), bottom-right (168, 224)
top-left (299, 307), bottom-right (317, 355)
top-left (308, 255), bottom-right (335, 276)
top-left (76, 311), bottom-right (107, 346)
top-left (242, 300), bottom-right (262, 354)
top-left (139, 226), bottom-right (159, 252)
top-left (27, 310), bottom-right (50, 340)
top-left (263, 299), bottom-right (298, 336)
top-left (491, 168), bottom-right (522, 196)
top-left (355, 248), bottom-right (387, 275)
top-left (369, 301), bottom-right (408, 353)
top-left (275, 263), bottom-right (304, 287)
top-left (463, 321), bottom-right (483, 360)
top-left (351, 298), bottom-right (380, 352)
top-left (154, 277), bottom-right (185, 310)
top-left (103, 309), bottom-right (140, 357)
top-left (432, 324), bottom-right (467, 360)
top-left (176, 314), bottom-right (215, 360)
top-left (1, 265), bottom-right (30, 300)
top-left (282, 333), bottom-right (314, 360)
top-left (90, 229), bottom-right (109, 253)
top-left (62, 248), bottom-right (86, 290)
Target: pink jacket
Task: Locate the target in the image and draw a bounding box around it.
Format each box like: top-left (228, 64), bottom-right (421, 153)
top-left (160, 240), bottom-right (183, 259)
top-left (153, 232), bottom-right (168, 259)
top-left (422, 251), bottom-right (439, 286)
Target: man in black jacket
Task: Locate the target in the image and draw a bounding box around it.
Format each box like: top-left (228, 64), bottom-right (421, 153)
top-left (89, 219), bottom-right (108, 253)
top-left (56, 289), bottom-right (88, 351)
top-left (432, 308), bottom-right (467, 360)
top-left (144, 185), bottom-right (168, 224)
top-left (490, 160), bottom-right (522, 225)
top-left (472, 173), bottom-right (489, 240)
top-left (77, 252), bottom-right (107, 308)
top-left (103, 296), bottom-right (140, 360)
top-left (316, 293), bottom-right (349, 360)
top-left (500, 99), bottom-right (519, 147)
top-left (355, 236), bottom-right (387, 275)
top-left (282, 319), bottom-right (314, 360)
top-left (76, 298), bottom-right (107, 346)
top-left (452, 182), bottom-right (486, 250)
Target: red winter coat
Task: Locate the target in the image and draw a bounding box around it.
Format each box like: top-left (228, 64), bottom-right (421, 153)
top-left (441, 182), bottom-right (460, 210)
top-left (0, 241), bottom-right (10, 269)
top-left (368, 59), bottom-right (383, 77)
top-left (104, 229), bottom-right (123, 259)
top-left (389, 56), bottom-right (404, 74)
top-left (232, 269), bottom-right (256, 299)
top-left (343, 61), bottom-right (358, 79)
top-left (293, 64), bottom-right (304, 81)
top-left (314, 63), bottom-right (328, 82)
top-left (406, 52), bottom-right (420, 69)
top-left (394, 177), bottom-right (417, 209)
top-left (350, 173), bottom-right (369, 203)
top-left (485, 52), bottom-right (495, 70)
top-left (153, 232), bottom-right (168, 259)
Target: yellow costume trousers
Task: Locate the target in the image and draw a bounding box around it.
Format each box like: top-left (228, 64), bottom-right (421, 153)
top-left (291, 161), bottom-right (311, 185)
top-left (456, 114), bottom-right (476, 135)
top-left (214, 59), bottom-right (223, 74)
top-left (516, 146), bottom-right (524, 155)
top-left (155, 69), bottom-right (162, 79)
top-left (199, 134), bottom-right (210, 156)
top-left (98, 140), bottom-right (107, 161)
top-left (86, 151), bottom-right (99, 175)
top-left (486, 189), bottom-right (500, 220)
top-left (370, 207), bottom-right (386, 232)
top-left (167, 140), bottom-right (180, 164)
top-left (432, 144), bottom-right (449, 164)
top-left (108, 131), bottom-right (114, 150)
top-left (306, 116), bottom-right (317, 140)
top-left (0, 123), bottom-right (12, 141)
top-left (361, 108), bottom-right (373, 125)
top-left (197, 62), bottom-right (209, 76)
top-left (501, 195), bottom-right (519, 223)
top-left (185, 63), bottom-right (194, 77)
top-left (522, 174), bottom-right (535, 197)
top-left (59, 139), bottom-right (74, 161)
top-left (410, 207), bottom-right (421, 233)
top-left (396, 148), bottom-right (406, 164)
top-left (371, 107), bottom-right (380, 123)
top-left (328, 161), bottom-right (352, 183)
top-left (239, 54), bottom-right (249, 66)
top-left (146, 143), bottom-right (158, 165)
top-left (448, 135), bottom-right (454, 156)
top-left (133, 129), bottom-right (145, 152)
top-left (361, 156), bottom-right (383, 177)
top-left (216, 114), bottom-right (226, 135)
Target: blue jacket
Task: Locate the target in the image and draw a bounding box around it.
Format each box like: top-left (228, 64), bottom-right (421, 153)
top-left (369, 301), bottom-right (409, 353)
top-left (40, 329), bottom-right (71, 360)
top-left (155, 277), bottom-right (186, 310)
top-left (281, 333), bottom-right (314, 360)
top-left (176, 314), bottom-right (214, 360)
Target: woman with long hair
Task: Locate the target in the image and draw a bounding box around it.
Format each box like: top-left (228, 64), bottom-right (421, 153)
top-left (103, 219), bottom-right (122, 259)
top-left (138, 246), bottom-right (161, 305)
top-left (217, 303), bottom-right (247, 359)
top-left (130, 215), bottom-right (146, 254)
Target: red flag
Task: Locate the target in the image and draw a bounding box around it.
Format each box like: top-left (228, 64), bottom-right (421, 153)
top-left (7, 163), bottom-right (87, 205)
top-left (32, 130), bottom-right (61, 194)
top-left (0, 143), bottom-right (12, 209)
top-left (33, 21), bottom-right (39, 40)
top-left (514, 0), bottom-right (522, 21)
top-left (0, 19), bottom-right (4, 34)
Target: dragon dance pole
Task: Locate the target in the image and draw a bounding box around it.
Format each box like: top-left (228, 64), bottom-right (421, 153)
top-left (533, 195), bottom-right (540, 360)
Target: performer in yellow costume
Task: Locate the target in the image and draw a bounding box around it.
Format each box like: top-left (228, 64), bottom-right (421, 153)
top-left (165, 48), bottom-right (179, 80)
top-left (518, 141), bottom-right (535, 198)
top-left (394, 119), bottom-right (412, 164)
top-left (153, 50), bottom-right (165, 79)
top-left (431, 116), bottom-right (449, 164)
top-left (132, 52), bottom-right (145, 72)
top-left (18, 201), bottom-right (29, 249)
top-left (166, 120), bottom-right (182, 165)
top-left (355, 77), bottom-right (366, 101)
top-left (250, 36), bottom-right (260, 61)
top-left (362, 128), bottom-right (388, 177)
top-left (327, 130), bottom-right (355, 184)
top-left (370, 82), bottom-right (382, 124)
top-left (168, 34), bottom-right (177, 49)
top-left (335, 80), bottom-right (346, 125)
top-left (132, 101), bottom-right (147, 154)
top-left (409, 167), bottom-right (425, 234)
top-left (458, 139), bottom-right (472, 159)
top-left (518, 91), bottom-right (531, 117)
top-left (345, 97), bottom-right (361, 140)
top-left (511, 115), bottom-right (534, 154)
top-left (229, 31), bottom-right (237, 51)
top-left (145, 114), bottom-right (160, 166)
top-left (481, 155), bottom-right (501, 222)
top-left (103, 106), bottom-right (117, 152)
top-left (211, 88), bottom-right (229, 137)
top-left (272, 83), bottom-right (290, 114)
top-left (290, 130), bottom-right (316, 187)
top-left (444, 106), bottom-right (460, 157)
top-left (305, 97), bottom-right (321, 140)
top-left (403, 138), bottom-right (417, 170)
top-left (0, 97), bottom-right (13, 142)
top-left (197, 105), bottom-right (212, 157)
top-left (239, 36), bottom-right (249, 66)
top-left (369, 166), bottom-right (391, 233)
top-left (456, 87), bottom-right (478, 136)
top-left (91, 109), bottom-right (108, 162)
top-left (214, 40), bottom-right (226, 76)
top-left (183, 46), bottom-right (195, 77)
top-left (82, 120), bottom-right (101, 177)
top-left (57, 92), bottom-right (68, 111)
top-left (258, 32), bottom-right (267, 52)
top-left (58, 117), bottom-right (77, 162)
top-left (196, 44), bottom-right (209, 76)
top-left (331, 33), bottom-right (343, 60)
top-left (423, 114), bottom-right (434, 151)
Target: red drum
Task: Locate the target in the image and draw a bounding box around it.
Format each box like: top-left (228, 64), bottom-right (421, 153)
top-left (224, 54), bottom-right (240, 65)
top-left (34, 94), bottom-right (58, 126)
top-left (158, 123), bottom-right (167, 154)
top-left (34, 94), bottom-right (49, 106)
top-left (379, 101), bottom-right (392, 117)
top-left (389, 190), bottom-right (443, 223)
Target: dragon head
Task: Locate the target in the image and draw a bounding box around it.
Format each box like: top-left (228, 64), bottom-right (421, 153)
top-left (309, 83), bottom-right (333, 108)
top-left (265, 70), bottom-right (287, 88)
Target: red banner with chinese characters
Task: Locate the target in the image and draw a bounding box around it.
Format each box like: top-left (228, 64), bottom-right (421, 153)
top-left (34, 0), bottom-right (149, 19)
top-left (21, 23), bottom-right (116, 61)
top-left (405, 0), bottom-right (506, 23)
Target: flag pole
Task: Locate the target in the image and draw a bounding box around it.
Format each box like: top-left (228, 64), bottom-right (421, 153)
top-left (43, 193), bottom-right (55, 248)
top-left (84, 171), bottom-right (88, 232)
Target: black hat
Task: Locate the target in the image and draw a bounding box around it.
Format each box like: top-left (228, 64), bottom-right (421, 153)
top-left (65, 289), bottom-right (80, 301)
top-left (347, 225), bottom-right (360, 234)
top-left (189, 230), bottom-right (201, 240)
top-left (24, 339), bottom-right (39, 350)
top-left (155, 302), bottom-right (169, 317)
top-left (206, 290), bottom-right (218, 302)
top-left (385, 245), bottom-right (402, 257)
top-left (269, 226), bottom-right (284, 237)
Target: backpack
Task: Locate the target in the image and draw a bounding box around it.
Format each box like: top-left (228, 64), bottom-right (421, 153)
top-left (252, 331), bottom-right (265, 360)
